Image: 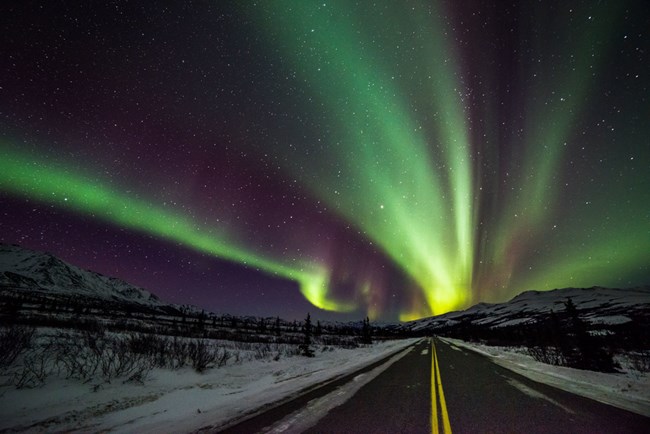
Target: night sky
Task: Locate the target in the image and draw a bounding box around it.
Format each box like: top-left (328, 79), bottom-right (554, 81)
top-left (1, 1), bottom-right (648, 322)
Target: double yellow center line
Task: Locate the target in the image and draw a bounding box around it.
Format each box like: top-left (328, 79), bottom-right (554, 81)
top-left (431, 339), bottom-right (452, 434)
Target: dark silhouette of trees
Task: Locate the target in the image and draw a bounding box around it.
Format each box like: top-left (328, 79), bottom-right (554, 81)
top-left (361, 317), bottom-right (372, 344)
top-left (196, 310), bottom-right (206, 332)
top-left (315, 320), bottom-right (322, 337)
top-left (300, 313), bottom-right (315, 357)
top-left (526, 298), bottom-right (619, 372)
top-left (258, 318), bottom-right (267, 334)
top-left (274, 317), bottom-right (281, 336)
top-left (563, 298), bottom-right (618, 372)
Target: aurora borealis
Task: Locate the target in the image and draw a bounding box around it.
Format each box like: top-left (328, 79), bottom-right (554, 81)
top-left (1, 1), bottom-right (648, 321)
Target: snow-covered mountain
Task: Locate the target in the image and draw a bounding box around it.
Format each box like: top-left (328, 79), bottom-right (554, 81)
top-left (3, 242), bottom-right (648, 332)
top-left (0, 243), bottom-right (166, 308)
top-left (401, 286), bottom-right (650, 333)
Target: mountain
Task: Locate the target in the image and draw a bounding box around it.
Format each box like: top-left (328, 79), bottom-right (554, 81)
top-left (0, 244), bottom-right (377, 331)
top-left (0, 243), bottom-right (166, 308)
top-left (400, 286), bottom-right (650, 333)
top-left (3, 242), bottom-right (648, 337)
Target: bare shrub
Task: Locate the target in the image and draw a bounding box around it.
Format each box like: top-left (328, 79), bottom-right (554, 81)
top-left (20, 330), bottom-right (153, 386)
top-left (14, 345), bottom-right (53, 388)
top-left (216, 348), bottom-right (230, 367)
top-left (53, 331), bottom-right (101, 381)
top-left (124, 364), bottom-right (150, 384)
top-left (168, 337), bottom-right (190, 369)
top-left (0, 325), bottom-right (35, 367)
top-left (98, 338), bottom-right (148, 382)
top-left (281, 344), bottom-right (301, 358)
top-left (628, 351), bottom-right (650, 373)
top-left (188, 340), bottom-right (217, 373)
top-left (527, 346), bottom-right (566, 366)
top-left (255, 343), bottom-right (271, 360)
top-left (126, 333), bottom-right (171, 369)
top-left (7, 325), bottom-right (319, 389)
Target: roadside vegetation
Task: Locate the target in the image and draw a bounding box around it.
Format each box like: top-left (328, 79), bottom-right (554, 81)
top-left (0, 291), bottom-right (387, 389)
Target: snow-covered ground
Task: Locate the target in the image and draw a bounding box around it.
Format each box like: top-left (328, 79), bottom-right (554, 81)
top-left (439, 337), bottom-right (650, 417)
top-left (0, 338), bottom-right (418, 433)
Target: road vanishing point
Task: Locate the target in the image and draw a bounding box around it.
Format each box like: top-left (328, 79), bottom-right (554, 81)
top-left (212, 338), bottom-right (648, 433)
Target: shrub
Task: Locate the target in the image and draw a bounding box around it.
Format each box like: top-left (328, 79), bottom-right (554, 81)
top-left (527, 346), bottom-right (566, 366)
top-left (188, 339), bottom-right (218, 373)
top-left (627, 351), bottom-right (650, 373)
top-left (0, 325), bottom-right (35, 367)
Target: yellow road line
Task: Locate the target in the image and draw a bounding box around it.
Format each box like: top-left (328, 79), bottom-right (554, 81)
top-left (434, 344), bottom-right (452, 434)
top-left (431, 339), bottom-right (438, 433)
top-left (431, 340), bottom-right (452, 434)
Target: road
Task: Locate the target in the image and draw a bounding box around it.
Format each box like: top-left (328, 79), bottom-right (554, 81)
top-left (217, 338), bottom-right (649, 433)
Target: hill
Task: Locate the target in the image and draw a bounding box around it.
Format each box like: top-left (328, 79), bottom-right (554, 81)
top-left (0, 243), bottom-right (167, 309)
top-left (401, 286), bottom-right (650, 333)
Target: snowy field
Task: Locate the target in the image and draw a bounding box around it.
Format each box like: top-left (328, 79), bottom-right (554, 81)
top-left (439, 337), bottom-right (650, 417)
top-left (0, 338), bottom-right (418, 433)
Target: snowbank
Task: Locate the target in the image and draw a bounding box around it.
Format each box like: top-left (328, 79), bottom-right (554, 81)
top-left (439, 337), bottom-right (650, 417)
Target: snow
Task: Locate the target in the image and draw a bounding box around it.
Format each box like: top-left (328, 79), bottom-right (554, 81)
top-left (492, 317), bottom-right (534, 328)
top-left (439, 337), bottom-right (650, 417)
top-left (0, 338), bottom-right (419, 433)
top-left (403, 286), bottom-right (650, 334)
top-left (585, 315), bottom-right (632, 325)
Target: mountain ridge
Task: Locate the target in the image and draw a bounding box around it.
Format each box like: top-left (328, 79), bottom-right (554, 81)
top-left (1, 243), bottom-right (648, 328)
top-left (0, 243), bottom-right (164, 308)
top-left (400, 285), bottom-right (650, 333)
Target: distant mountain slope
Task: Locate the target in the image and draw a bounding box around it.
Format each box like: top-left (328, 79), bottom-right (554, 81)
top-left (3, 243), bottom-right (648, 334)
top-left (0, 243), bottom-right (165, 308)
top-left (401, 286), bottom-right (650, 333)
top-left (0, 244), bottom-right (371, 331)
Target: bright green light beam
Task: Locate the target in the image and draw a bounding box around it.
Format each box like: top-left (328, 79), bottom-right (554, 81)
top-left (407, 0), bottom-right (475, 294)
top-left (0, 144), bottom-right (353, 312)
top-left (247, 1), bottom-right (474, 317)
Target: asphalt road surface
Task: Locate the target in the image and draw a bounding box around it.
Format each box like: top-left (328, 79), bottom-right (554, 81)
top-left (217, 338), bottom-right (649, 433)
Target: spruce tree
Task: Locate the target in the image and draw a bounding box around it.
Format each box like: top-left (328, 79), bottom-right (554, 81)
top-left (563, 297), bottom-right (617, 372)
top-left (315, 320), bottom-right (322, 337)
top-left (300, 313), bottom-right (315, 357)
top-left (361, 317), bottom-right (372, 344)
top-left (274, 316), bottom-right (281, 336)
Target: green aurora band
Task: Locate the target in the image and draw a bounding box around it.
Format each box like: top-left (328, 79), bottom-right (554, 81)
top-left (249, 1), bottom-right (475, 319)
top-left (0, 145), bottom-right (354, 313)
top-left (243, 1), bottom-right (645, 318)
